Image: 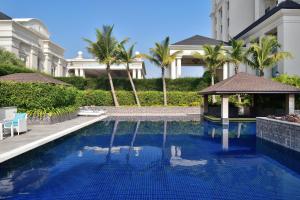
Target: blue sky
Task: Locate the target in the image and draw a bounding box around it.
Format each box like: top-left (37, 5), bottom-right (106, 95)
top-left (2, 0), bottom-right (212, 78)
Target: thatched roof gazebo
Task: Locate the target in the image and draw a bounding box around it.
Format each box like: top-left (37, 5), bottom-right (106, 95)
top-left (0, 73), bottom-right (69, 85)
top-left (199, 73), bottom-right (300, 124)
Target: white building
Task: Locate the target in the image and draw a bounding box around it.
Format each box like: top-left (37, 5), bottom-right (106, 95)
top-left (170, 0), bottom-right (300, 80)
top-left (211, 0), bottom-right (300, 78)
top-left (0, 12), bottom-right (67, 77)
top-left (67, 51), bottom-right (146, 79)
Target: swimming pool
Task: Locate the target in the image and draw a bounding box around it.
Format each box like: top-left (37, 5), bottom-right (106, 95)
top-left (0, 120), bottom-right (300, 199)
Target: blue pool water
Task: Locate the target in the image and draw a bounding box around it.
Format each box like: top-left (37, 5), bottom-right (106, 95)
top-left (0, 120), bottom-right (300, 200)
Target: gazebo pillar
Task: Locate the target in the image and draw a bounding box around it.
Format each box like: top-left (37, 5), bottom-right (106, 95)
top-left (203, 95), bottom-right (209, 115)
top-left (286, 94), bottom-right (295, 115)
top-left (221, 95), bottom-right (229, 125)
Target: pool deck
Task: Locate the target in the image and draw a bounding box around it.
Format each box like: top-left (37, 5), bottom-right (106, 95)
top-left (0, 115), bottom-right (107, 164)
top-left (101, 106), bottom-right (201, 121)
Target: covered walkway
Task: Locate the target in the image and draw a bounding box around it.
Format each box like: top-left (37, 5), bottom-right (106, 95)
top-left (169, 35), bottom-right (229, 80)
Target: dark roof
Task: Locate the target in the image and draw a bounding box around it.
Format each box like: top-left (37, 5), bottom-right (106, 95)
top-left (200, 72), bottom-right (300, 95)
top-left (0, 12), bottom-right (11, 20)
top-left (234, 0), bottom-right (300, 39)
top-left (172, 35), bottom-right (228, 46)
top-left (0, 73), bottom-right (69, 85)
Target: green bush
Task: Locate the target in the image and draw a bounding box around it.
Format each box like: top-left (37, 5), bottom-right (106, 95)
top-left (77, 90), bottom-right (202, 106)
top-left (273, 74), bottom-right (300, 88)
top-left (0, 48), bottom-right (26, 67)
top-left (58, 77), bottom-right (210, 91)
top-left (273, 74), bottom-right (300, 108)
top-left (0, 64), bottom-right (33, 76)
top-left (0, 82), bottom-right (78, 110)
top-left (19, 105), bottom-right (79, 118)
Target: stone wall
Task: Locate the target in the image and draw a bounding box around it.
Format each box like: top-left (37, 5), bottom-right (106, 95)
top-left (28, 111), bottom-right (78, 125)
top-left (256, 117), bottom-right (300, 152)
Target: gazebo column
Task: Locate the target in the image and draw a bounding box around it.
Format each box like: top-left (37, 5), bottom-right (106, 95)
top-left (285, 94), bottom-right (295, 115)
top-left (221, 95), bottom-right (229, 125)
top-left (203, 95), bottom-right (209, 115)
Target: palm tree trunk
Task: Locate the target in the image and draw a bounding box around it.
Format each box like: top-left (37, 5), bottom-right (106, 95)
top-left (107, 65), bottom-right (119, 107)
top-left (211, 75), bottom-right (216, 104)
top-left (162, 67), bottom-right (167, 106)
top-left (234, 65), bottom-right (239, 75)
top-left (235, 65), bottom-right (243, 115)
top-left (127, 66), bottom-right (141, 107)
top-left (260, 69), bottom-right (264, 77)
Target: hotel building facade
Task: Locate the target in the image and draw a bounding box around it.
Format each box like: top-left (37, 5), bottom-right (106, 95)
top-left (0, 12), bottom-right (67, 77)
top-left (211, 0), bottom-right (300, 78)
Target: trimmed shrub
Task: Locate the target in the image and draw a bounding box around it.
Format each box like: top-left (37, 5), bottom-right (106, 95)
top-left (273, 74), bottom-right (300, 88)
top-left (57, 77), bottom-right (210, 91)
top-left (0, 64), bottom-right (33, 76)
top-left (273, 74), bottom-right (300, 109)
top-left (0, 48), bottom-right (26, 67)
top-left (77, 90), bottom-right (202, 106)
top-left (0, 82), bottom-right (78, 110)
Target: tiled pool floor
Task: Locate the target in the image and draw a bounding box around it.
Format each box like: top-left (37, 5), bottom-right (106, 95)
top-left (0, 120), bottom-right (300, 200)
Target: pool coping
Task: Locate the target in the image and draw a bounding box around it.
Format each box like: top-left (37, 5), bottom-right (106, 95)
top-left (0, 115), bottom-right (107, 164)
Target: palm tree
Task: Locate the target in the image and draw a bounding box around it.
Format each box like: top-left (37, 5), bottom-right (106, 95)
top-left (193, 44), bottom-right (227, 103)
top-left (84, 25), bottom-right (125, 107)
top-left (227, 39), bottom-right (246, 74)
top-left (227, 39), bottom-right (246, 113)
top-left (144, 37), bottom-right (182, 106)
top-left (245, 36), bottom-right (292, 77)
top-left (118, 43), bottom-right (141, 107)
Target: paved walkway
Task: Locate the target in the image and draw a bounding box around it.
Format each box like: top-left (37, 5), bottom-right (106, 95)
top-left (100, 106), bottom-right (201, 116)
top-left (0, 116), bottom-right (107, 163)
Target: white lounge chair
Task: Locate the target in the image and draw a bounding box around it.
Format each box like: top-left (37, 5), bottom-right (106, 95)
top-left (78, 107), bottom-right (106, 116)
top-left (3, 113), bottom-right (28, 137)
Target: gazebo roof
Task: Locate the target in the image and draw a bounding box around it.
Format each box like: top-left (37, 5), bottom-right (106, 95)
top-left (172, 35), bottom-right (228, 46)
top-left (200, 72), bottom-right (300, 95)
top-left (0, 73), bottom-right (69, 85)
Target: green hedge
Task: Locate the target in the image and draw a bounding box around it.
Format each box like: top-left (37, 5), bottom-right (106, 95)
top-left (0, 82), bottom-right (78, 110)
top-left (77, 90), bottom-right (202, 106)
top-left (0, 64), bottom-right (33, 76)
top-left (57, 71), bottom-right (212, 91)
top-left (273, 74), bottom-right (300, 108)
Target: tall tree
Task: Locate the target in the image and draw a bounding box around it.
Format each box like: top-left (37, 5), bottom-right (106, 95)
top-left (144, 37), bottom-right (181, 106)
top-left (84, 25), bottom-right (125, 107)
top-left (227, 39), bottom-right (246, 74)
top-left (245, 36), bottom-right (292, 77)
top-left (118, 43), bottom-right (141, 107)
top-left (193, 44), bottom-right (227, 103)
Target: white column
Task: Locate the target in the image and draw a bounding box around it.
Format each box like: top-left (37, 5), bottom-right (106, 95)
top-left (221, 95), bottom-right (229, 125)
top-left (171, 61), bottom-right (177, 79)
top-left (55, 59), bottom-right (62, 77)
top-left (132, 69), bottom-right (137, 79)
top-left (176, 58), bottom-right (182, 78)
top-left (80, 69), bottom-right (85, 78)
top-left (43, 54), bottom-right (52, 75)
top-left (29, 47), bottom-right (38, 70)
top-left (223, 63), bottom-right (229, 80)
top-left (255, 0), bottom-right (261, 20)
top-left (137, 69), bottom-right (142, 79)
top-left (75, 68), bottom-right (80, 77)
top-left (286, 94), bottom-right (295, 115)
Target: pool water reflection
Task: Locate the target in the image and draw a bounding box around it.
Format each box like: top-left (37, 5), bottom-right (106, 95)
top-left (0, 120), bottom-right (300, 200)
